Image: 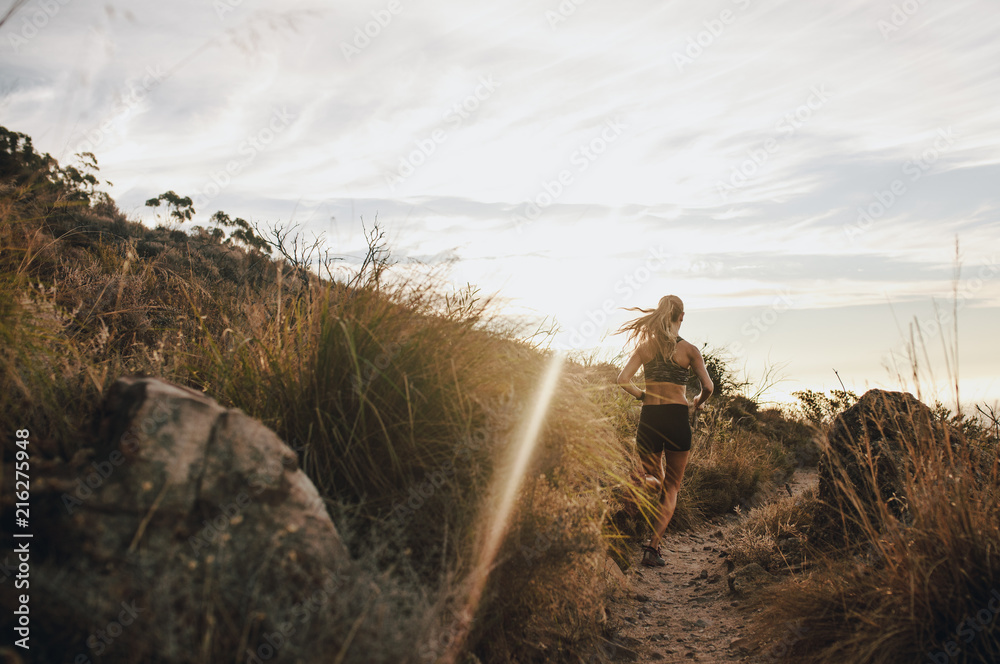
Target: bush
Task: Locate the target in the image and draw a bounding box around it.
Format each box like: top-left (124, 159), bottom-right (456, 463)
top-left (747, 394), bottom-right (1000, 663)
top-left (724, 488), bottom-right (819, 572)
top-left (0, 126), bottom-right (624, 663)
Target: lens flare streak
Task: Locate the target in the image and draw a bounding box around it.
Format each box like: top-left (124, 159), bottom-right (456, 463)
top-left (441, 350), bottom-right (566, 663)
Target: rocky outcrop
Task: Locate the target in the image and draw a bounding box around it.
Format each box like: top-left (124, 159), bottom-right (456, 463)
top-left (5, 378), bottom-right (352, 663)
top-left (818, 389), bottom-right (960, 524)
top-left (727, 562), bottom-right (775, 597)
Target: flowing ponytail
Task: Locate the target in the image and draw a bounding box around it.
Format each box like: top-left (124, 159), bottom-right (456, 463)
top-left (617, 295), bottom-right (684, 359)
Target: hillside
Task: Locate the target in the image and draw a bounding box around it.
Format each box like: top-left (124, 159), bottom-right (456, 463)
top-left (2, 125), bottom-right (997, 664)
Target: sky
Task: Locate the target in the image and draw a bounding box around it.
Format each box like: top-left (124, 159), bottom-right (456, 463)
top-left (2, 0), bottom-right (999, 409)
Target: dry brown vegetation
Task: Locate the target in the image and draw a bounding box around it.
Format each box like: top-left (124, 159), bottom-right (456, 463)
top-left (2, 125), bottom-right (852, 662)
top-left (727, 392), bottom-right (1000, 663)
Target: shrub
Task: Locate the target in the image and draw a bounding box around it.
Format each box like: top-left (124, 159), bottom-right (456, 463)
top-left (0, 125), bottom-right (624, 663)
top-left (748, 393), bottom-right (1000, 663)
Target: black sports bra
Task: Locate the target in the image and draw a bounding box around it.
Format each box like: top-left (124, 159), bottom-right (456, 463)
top-left (643, 337), bottom-right (691, 385)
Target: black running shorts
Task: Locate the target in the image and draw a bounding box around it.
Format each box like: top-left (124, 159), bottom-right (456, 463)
top-left (636, 404), bottom-right (692, 454)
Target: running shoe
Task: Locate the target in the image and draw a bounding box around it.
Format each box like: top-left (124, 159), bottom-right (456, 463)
top-left (641, 544), bottom-right (665, 567)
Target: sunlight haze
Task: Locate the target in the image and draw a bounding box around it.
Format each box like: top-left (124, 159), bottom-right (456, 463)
top-left (4, 0), bottom-right (999, 407)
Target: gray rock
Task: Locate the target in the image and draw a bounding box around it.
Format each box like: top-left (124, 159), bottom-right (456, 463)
top-left (819, 389), bottom-right (961, 523)
top-left (15, 377), bottom-right (351, 662)
top-left (728, 562), bottom-right (776, 597)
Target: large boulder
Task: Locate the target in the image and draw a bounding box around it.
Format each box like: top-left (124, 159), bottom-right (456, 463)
top-left (818, 389), bottom-right (959, 524)
top-left (3, 378), bottom-right (353, 663)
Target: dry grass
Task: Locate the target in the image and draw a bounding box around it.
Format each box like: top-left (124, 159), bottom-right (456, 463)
top-left (0, 126), bottom-right (628, 663)
top-left (746, 392), bottom-right (1000, 663)
top-left (0, 125), bottom-right (820, 662)
top-left (724, 488), bottom-right (819, 573)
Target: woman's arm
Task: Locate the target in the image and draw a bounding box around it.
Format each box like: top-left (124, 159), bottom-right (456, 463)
top-left (689, 346), bottom-right (714, 409)
top-left (616, 347), bottom-right (647, 400)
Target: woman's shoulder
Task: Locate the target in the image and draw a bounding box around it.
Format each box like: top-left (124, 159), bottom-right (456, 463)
top-left (675, 337), bottom-right (701, 361)
top-left (637, 339), bottom-right (657, 363)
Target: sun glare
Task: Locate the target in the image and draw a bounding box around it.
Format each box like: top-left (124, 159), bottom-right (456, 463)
top-left (442, 349), bottom-right (566, 663)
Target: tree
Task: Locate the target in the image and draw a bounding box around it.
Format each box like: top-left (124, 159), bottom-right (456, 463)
top-left (57, 152), bottom-right (102, 202)
top-left (210, 210), bottom-right (271, 254)
top-left (792, 389), bottom-right (859, 424)
top-left (1, 126), bottom-right (107, 205)
top-left (145, 190), bottom-right (195, 223)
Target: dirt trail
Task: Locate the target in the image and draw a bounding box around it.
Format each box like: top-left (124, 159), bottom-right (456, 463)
top-left (605, 468), bottom-right (819, 663)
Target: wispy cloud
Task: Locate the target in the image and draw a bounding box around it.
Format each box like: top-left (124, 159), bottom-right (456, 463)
top-left (3, 0), bottom-right (999, 401)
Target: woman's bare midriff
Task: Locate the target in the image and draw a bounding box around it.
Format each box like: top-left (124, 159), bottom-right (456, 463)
top-left (642, 381), bottom-right (690, 406)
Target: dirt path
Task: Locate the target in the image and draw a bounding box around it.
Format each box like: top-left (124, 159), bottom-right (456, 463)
top-left (604, 468), bottom-right (818, 663)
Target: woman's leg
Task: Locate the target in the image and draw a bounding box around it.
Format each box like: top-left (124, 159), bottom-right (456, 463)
top-left (648, 449), bottom-right (690, 549)
top-left (639, 450), bottom-right (664, 493)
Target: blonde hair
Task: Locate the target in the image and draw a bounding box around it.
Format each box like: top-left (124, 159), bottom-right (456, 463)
top-left (618, 295), bottom-right (684, 359)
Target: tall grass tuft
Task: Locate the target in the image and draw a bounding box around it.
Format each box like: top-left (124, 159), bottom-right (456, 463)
top-left (183, 258), bottom-right (633, 660)
top-left (748, 392), bottom-right (999, 662)
top-left (2, 124), bottom-right (820, 662)
top-left (0, 126), bottom-right (628, 662)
